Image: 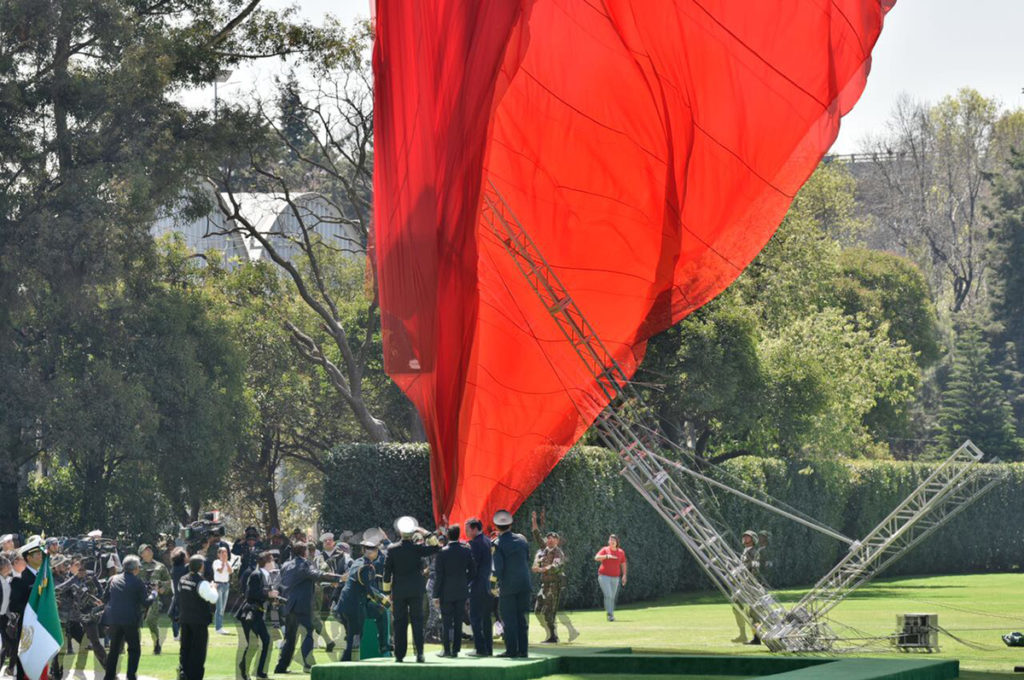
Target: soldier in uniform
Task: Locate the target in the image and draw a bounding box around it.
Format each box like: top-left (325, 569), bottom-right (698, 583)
top-left (10, 537), bottom-right (45, 680)
top-left (383, 517), bottom-right (440, 664)
top-left (732, 530), bottom-right (760, 644)
top-left (492, 510), bottom-right (532, 658)
top-left (531, 530), bottom-right (565, 643)
top-left (138, 544), bottom-right (171, 654)
top-left (232, 527), bottom-right (264, 590)
top-left (333, 539), bottom-right (386, 662)
top-left (51, 554), bottom-right (72, 680)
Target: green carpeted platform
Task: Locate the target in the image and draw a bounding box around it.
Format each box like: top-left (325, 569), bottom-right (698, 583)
top-left (309, 648), bottom-right (959, 680)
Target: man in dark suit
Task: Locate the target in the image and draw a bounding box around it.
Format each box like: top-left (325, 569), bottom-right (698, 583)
top-left (465, 517), bottom-right (493, 656)
top-left (9, 537), bottom-right (44, 680)
top-left (273, 542), bottom-right (341, 673)
top-left (102, 555), bottom-right (156, 680)
top-left (382, 517), bottom-right (440, 663)
top-left (432, 525), bottom-right (476, 658)
top-left (492, 510), bottom-right (532, 658)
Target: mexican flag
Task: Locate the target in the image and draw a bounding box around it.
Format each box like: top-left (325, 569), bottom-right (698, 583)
top-left (19, 556), bottom-right (64, 680)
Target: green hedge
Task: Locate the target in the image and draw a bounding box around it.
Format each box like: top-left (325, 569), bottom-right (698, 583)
top-left (322, 444), bottom-right (1022, 609)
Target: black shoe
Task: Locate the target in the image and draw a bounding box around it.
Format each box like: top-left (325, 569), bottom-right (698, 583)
top-left (154, 644), bottom-right (162, 656)
top-left (541, 637), bottom-right (558, 644)
top-left (415, 654), bottom-right (425, 663)
top-left (746, 636), bottom-right (762, 646)
top-left (394, 658), bottom-right (403, 663)
top-left (324, 641), bottom-right (335, 653)
top-left (274, 669), bottom-right (290, 675)
top-left (238, 662), bottom-right (249, 680)
top-left (496, 651), bottom-right (515, 658)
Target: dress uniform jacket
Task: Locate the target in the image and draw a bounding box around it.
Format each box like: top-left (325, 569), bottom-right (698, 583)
top-left (468, 533), bottom-right (492, 597)
top-left (492, 532), bottom-right (531, 594)
top-left (382, 541), bottom-right (440, 598)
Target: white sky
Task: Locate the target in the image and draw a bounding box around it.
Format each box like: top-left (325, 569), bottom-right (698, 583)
top-left (249, 0), bottom-right (1024, 154)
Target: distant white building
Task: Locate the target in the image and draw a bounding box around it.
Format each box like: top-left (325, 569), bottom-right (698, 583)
top-left (151, 185), bottom-right (364, 267)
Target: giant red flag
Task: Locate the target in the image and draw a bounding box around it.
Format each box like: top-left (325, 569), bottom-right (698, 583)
top-left (373, 0), bottom-right (895, 525)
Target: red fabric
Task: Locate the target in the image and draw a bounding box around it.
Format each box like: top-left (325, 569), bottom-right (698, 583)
top-left (597, 547), bottom-right (627, 578)
top-left (373, 0), bottom-right (895, 526)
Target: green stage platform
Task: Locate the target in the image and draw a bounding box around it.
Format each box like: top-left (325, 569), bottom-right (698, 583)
top-left (309, 647), bottom-right (959, 680)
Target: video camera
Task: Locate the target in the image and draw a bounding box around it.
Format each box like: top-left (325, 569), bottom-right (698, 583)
top-left (183, 511), bottom-right (226, 552)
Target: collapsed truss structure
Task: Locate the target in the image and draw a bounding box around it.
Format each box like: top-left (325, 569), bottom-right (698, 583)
top-left (480, 183), bottom-right (1005, 652)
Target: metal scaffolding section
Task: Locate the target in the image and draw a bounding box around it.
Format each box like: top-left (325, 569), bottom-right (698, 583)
top-left (769, 440), bottom-right (1004, 650)
top-left (479, 183), bottom-right (1002, 653)
top-left (480, 183), bottom-right (815, 651)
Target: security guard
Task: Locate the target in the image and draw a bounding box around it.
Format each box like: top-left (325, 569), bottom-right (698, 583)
top-left (138, 544), bottom-right (171, 654)
top-left (383, 517), bottom-right (440, 663)
top-left (532, 530), bottom-right (565, 643)
top-left (492, 510), bottom-right (532, 658)
top-left (178, 554), bottom-right (218, 680)
top-left (333, 539), bottom-right (386, 661)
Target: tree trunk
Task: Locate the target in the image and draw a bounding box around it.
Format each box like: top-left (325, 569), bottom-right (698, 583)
top-left (0, 446), bottom-right (22, 531)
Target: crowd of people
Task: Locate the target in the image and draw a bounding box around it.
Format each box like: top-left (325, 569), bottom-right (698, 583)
top-left (0, 510), bottom-right (629, 680)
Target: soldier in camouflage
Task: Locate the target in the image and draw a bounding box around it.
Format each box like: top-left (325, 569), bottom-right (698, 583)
top-left (531, 529), bottom-right (565, 643)
top-left (138, 544), bottom-right (172, 654)
top-left (732, 530), bottom-right (760, 644)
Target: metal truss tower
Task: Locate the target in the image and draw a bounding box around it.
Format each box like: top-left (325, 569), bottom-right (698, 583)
top-left (479, 182), bottom-right (1003, 652)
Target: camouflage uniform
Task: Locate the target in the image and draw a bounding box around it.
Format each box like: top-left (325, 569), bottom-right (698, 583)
top-left (732, 531), bottom-right (760, 643)
top-left (532, 540), bottom-right (565, 641)
top-left (139, 557), bottom-right (171, 648)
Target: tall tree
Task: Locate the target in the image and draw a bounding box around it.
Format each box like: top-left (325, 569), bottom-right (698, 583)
top-left (859, 89), bottom-right (1015, 312)
top-left (938, 323), bottom-right (1022, 460)
top-left (0, 0), bottom-right (344, 530)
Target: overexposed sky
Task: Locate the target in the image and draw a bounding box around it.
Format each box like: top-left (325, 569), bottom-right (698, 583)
top-left (258, 0), bottom-right (1024, 153)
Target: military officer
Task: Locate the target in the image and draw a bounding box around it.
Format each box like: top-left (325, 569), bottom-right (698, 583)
top-left (532, 530), bottom-right (565, 643)
top-left (333, 539), bottom-right (386, 661)
top-left (383, 517), bottom-right (441, 663)
top-left (492, 510), bottom-right (532, 658)
top-left (138, 544), bottom-right (171, 654)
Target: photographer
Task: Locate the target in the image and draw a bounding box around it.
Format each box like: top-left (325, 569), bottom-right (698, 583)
top-left (168, 547), bottom-right (189, 642)
top-left (64, 557), bottom-right (108, 672)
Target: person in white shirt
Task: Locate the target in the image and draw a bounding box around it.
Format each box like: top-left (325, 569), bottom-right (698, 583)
top-left (212, 546), bottom-right (233, 634)
top-left (0, 554), bottom-right (14, 675)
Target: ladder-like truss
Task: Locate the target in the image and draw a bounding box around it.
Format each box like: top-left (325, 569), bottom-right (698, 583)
top-left (480, 183), bottom-right (814, 651)
top-left (479, 182), bottom-right (1002, 652)
top-left (768, 441), bottom-right (1005, 650)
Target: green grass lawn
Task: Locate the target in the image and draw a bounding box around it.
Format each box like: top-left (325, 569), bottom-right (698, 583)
top-left (82, 572), bottom-right (1024, 680)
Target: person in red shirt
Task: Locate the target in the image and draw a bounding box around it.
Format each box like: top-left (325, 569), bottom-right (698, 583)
top-left (593, 535), bottom-right (627, 621)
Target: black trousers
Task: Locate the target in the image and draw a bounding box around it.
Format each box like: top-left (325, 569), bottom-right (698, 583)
top-left (240, 612), bottom-right (271, 677)
top-left (179, 622), bottom-right (209, 680)
top-left (0, 614), bottom-right (16, 671)
top-left (391, 594), bottom-right (425, 660)
top-left (337, 609), bottom-right (363, 662)
top-left (468, 593), bottom-right (493, 655)
top-left (274, 611), bottom-right (313, 671)
top-left (440, 599), bottom-right (466, 655)
top-left (103, 623), bottom-right (142, 680)
top-left (498, 590), bottom-right (530, 657)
